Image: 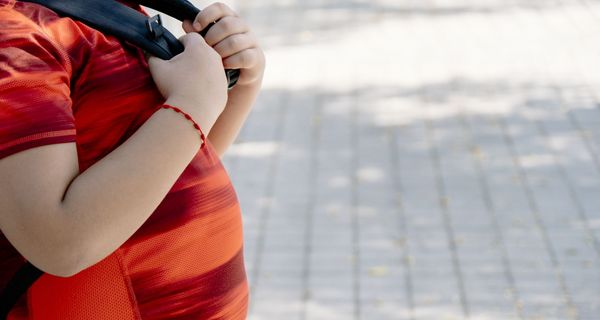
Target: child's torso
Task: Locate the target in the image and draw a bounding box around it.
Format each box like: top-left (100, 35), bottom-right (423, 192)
top-left (0, 1), bottom-right (248, 318)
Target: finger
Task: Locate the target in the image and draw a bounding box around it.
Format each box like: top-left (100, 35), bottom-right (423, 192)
top-left (222, 48), bottom-right (259, 69)
top-left (182, 19), bottom-right (195, 33)
top-left (204, 16), bottom-right (249, 46)
top-left (179, 32), bottom-right (207, 49)
top-left (213, 33), bottom-right (256, 59)
top-left (193, 2), bottom-right (237, 31)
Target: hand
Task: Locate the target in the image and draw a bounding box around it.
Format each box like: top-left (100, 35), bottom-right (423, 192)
top-left (183, 2), bottom-right (266, 87)
top-left (146, 32), bottom-right (228, 131)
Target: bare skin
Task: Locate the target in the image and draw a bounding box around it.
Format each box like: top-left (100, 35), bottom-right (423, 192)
top-left (184, 2), bottom-right (265, 157)
top-left (0, 3), bottom-right (264, 277)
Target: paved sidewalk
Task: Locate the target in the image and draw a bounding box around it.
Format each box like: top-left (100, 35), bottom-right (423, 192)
top-left (171, 0), bottom-right (600, 319)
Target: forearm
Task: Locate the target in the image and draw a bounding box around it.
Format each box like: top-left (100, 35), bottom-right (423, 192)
top-left (182, 2), bottom-right (266, 157)
top-left (207, 81), bottom-right (261, 157)
top-left (58, 103), bottom-right (203, 275)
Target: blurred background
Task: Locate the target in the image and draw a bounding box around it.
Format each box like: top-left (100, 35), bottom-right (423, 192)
top-left (149, 0), bottom-right (600, 319)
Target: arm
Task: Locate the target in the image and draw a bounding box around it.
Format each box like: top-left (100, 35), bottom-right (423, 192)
top-left (207, 82), bottom-right (261, 157)
top-left (183, 2), bottom-right (266, 157)
top-left (0, 107), bottom-right (202, 277)
top-left (0, 33), bottom-right (228, 278)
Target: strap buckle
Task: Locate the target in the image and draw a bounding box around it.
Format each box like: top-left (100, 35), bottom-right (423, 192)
top-left (145, 14), bottom-right (164, 39)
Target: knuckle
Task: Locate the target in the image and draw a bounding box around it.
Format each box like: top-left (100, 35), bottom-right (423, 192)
top-left (183, 32), bottom-right (197, 40)
top-left (214, 2), bottom-right (227, 12)
top-left (189, 39), bottom-right (208, 53)
top-left (236, 20), bottom-right (249, 33)
top-left (228, 35), bottom-right (243, 50)
top-left (220, 16), bottom-right (236, 30)
top-left (185, 33), bottom-right (202, 45)
top-left (239, 50), bottom-right (252, 66)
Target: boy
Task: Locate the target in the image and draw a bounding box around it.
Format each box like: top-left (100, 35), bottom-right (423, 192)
top-left (0, 0), bottom-right (264, 318)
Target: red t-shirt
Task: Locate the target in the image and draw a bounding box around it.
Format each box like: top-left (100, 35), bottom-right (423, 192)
top-left (0, 0), bottom-right (248, 318)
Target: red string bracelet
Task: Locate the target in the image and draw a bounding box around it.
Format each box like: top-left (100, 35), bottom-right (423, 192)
top-left (160, 104), bottom-right (206, 149)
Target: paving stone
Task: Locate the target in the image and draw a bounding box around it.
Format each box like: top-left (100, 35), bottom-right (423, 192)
top-left (207, 0), bottom-right (600, 318)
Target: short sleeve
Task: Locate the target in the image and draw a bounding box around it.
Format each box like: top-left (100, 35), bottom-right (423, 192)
top-left (0, 10), bottom-right (76, 161)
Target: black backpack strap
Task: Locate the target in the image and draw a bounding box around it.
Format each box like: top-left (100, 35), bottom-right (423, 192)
top-left (20, 0), bottom-right (182, 60)
top-left (135, 0), bottom-right (240, 87)
top-left (0, 262), bottom-right (43, 319)
top-left (138, 0), bottom-right (199, 25)
top-left (20, 0), bottom-right (239, 87)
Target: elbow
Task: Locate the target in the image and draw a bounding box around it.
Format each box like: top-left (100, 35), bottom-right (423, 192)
top-left (47, 252), bottom-right (86, 278)
top-left (21, 219), bottom-right (88, 277)
top-left (43, 264), bottom-right (81, 278)
top-left (40, 206), bottom-right (91, 277)
top-left (33, 223), bottom-right (112, 278)
top-left (3, 204), bottom-right (90, 277)
top-left (31, 243), bottom-right (87, 278)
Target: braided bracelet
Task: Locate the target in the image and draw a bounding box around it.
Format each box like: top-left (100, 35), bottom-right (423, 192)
top-left (161, 104), bottom-right (206, 149)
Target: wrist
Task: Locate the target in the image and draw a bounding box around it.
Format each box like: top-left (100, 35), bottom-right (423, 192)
top-left (164, 97), bottom-right (223, 135)
top-left (160, 104), bottom-right (207, 148)
top-left (229, 77), bottom-right (262, 95)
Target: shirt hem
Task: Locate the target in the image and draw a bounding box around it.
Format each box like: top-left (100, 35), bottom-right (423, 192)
top-left (0, 130), bottom-right (77, 161)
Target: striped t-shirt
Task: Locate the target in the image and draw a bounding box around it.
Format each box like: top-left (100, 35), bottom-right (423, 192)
top-left (0, 0), bottom-right (248, 318)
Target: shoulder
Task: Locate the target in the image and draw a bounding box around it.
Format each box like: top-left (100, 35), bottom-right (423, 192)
top-left (0, 1), bottom-right (91, 44)
top-left (0, 1), bottom-right (95, 76)
top-left (0, 1), bottom-right (67, 46)
top-left (0, 0), bottom-right (61, 27)
top-left (0, 0), bottom-right (14, 9)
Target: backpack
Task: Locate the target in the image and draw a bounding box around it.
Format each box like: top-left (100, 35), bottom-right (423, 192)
top-left (0, 0), bottom-right (238, 317)
top-left (22, 0), bottom-right (238, 87)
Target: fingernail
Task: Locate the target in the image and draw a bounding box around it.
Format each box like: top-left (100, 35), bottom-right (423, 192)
top-left (193, 22), bottom-right (201, 30)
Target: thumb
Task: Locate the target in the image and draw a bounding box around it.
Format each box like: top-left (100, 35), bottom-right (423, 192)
top-left (147, 54), bottom-right (165, 72)
top-left (179, 32), bottom-right (205, 49)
